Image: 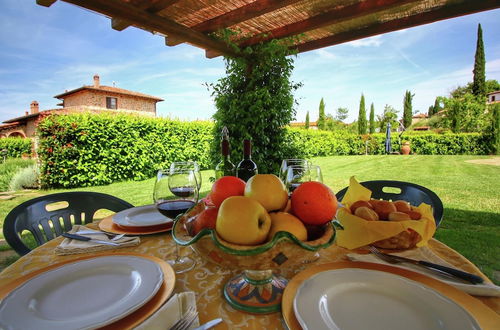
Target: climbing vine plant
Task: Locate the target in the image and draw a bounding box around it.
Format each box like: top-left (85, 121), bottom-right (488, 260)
top-left (207, 34), bottom-right (302, 174)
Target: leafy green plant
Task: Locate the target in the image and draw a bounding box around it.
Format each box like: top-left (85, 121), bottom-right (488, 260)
top-left (207, 36), bottom-right (302, 174)
top-left (37, 113), bottom-right (213, 188)
top-left (0, 158), bottom-right (35, 191)
top-left (8, 165), bottom-right (40, 191)
top-left (0, 138), bottom-right (32, 158)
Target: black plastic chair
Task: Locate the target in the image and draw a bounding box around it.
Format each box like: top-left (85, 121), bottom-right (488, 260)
top-left (3, 192), bottom-right (134, 256)
top-left (335, 180), bottom-right (443, 227)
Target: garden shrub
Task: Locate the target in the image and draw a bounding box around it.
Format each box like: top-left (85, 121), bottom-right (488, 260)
top-left (0, 158), bottom-right (35, 191)
top-left (37, 113), bottom-right (213, 188)
top-left (8, 165), bottom-right (40, 191)
top-left (35, 113), bottom-right (492, 188)
top-left (0, 137), bottom-right (32, 158)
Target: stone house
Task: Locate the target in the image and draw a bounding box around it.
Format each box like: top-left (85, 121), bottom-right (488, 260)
top-left (487, 90), bottom-right (500, 104)
top-left (0, 75), bottom-right (163, 138)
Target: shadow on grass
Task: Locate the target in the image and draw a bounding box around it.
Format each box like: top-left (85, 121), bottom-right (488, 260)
top-left (436, 208), bottom-right (500, 285)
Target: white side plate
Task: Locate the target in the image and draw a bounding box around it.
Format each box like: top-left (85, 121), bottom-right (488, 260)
top-left (293, 268), bottom-right (480, 330)
top-left (0, 255), bottom-right (164, 330)
top-left (113, 204), bottom-right (170, 227)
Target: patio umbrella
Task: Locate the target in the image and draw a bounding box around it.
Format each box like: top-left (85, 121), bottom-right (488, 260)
top-left (385, 122), bottom-right (392, 154)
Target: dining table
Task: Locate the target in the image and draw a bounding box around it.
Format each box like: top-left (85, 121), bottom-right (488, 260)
top-left (0, 214), bottom-right (499, 330)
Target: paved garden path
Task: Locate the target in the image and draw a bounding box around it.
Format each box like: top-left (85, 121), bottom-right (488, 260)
top-left (465, 157), bottom-right (500, 166)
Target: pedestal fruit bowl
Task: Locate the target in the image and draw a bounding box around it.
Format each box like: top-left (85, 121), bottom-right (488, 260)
top-left (172, 201), bottom-right (336, 314)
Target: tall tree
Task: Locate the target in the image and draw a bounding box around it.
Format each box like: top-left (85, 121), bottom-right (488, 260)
top-left (472, 23), bottom-right (486, 98)
top-left (305, 111), bottom-right (310, 129)
top-left (403, 90), bottom-right (414, 128)
top-left (335, 107), bottom-right (349, 122)
top-left (358, 94), bottom-right (367, 134)
top-left (369, 103), bottom-right (375, 134)
top-left (378, 105), bottom-right (399, 132)
top-left (428, 105), bottom-right (434, 117)
top-left (317, 98), bottom-right (326, 130)
top-left (433, 97), bottom-right (441, 116)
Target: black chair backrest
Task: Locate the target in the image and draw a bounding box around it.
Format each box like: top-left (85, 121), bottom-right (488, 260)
top-left (3, 192), bottom-right (134, 255)
top-left (335, 180), bottom-right (443, 227)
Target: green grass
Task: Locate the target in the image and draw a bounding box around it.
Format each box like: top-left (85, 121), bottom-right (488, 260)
top-left (1, 155), bottom-right (499, 283)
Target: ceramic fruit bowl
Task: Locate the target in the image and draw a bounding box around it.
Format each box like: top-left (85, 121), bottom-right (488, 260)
top-left (172, 201), bottom-right (335, 314)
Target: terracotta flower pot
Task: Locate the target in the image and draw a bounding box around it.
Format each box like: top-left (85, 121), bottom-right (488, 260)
top-left (401, 142), bottom-right (411, 155)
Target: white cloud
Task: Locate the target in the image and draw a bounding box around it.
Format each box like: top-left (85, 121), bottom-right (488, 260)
top-left (347, 35), bottom-right (383, 47)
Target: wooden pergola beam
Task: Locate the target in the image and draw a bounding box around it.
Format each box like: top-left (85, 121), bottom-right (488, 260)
top-left (295, 0), bottom-right (500, 54)
top-left (239, 0), bottom-right (420, 47)
top-left (36, 0), bottom-right (57, 7)
top-left (112, 0), bottom-right (181, 31)
top-left (60, 0), bottom-right (238, 58)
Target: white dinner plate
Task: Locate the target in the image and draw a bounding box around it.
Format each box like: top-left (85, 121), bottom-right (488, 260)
top-left (293, 268), bottom-right (480, 330)
top-left (0, 255), bottom-right (164, 330)
top-left (113, 204), bottom-right (170, 227)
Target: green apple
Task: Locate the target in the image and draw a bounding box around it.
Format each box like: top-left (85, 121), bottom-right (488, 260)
top-left (216, 196), bottom-right (271, 245)
top-left (244, 174), bottom-right (288, 212)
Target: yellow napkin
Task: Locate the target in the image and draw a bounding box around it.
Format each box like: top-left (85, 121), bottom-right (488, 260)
top-left (336, 177), bottom-right (436, 250)
top-left (134, 292), bottom-right (199, 330)
top-left (347, 247), bottom-right (500, 297)
top-left (54, 225), bottom-right (140, 255)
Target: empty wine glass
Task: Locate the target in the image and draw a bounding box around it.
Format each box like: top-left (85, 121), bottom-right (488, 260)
top-left (154, 167), bottom-right (198, 273)
top-left (279, 159), bottom-right (310, 182)
top-left (169, 161), bottom-right (202, 191)
top-left (309, 165), bottom-right (323, 183)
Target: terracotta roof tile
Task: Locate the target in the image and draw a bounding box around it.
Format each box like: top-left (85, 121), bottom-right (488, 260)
top-left (54, 85), bottom-right (164, 101)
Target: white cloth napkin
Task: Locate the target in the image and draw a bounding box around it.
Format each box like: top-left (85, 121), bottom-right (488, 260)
top-left (54, 225), bottom-right (140, 255)
top-left (134, 292), bottom-right (199, 330)
top-left (347, 247), bottom-right (500, 297)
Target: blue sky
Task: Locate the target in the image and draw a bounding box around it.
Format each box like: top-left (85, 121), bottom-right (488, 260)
top-left (1, 1), bottom-right (499, 124)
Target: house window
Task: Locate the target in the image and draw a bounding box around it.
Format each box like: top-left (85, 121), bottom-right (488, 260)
top-left (493, 95), bottom-right (496, 102)
top-left (106, 97), bottom-right (117, 109)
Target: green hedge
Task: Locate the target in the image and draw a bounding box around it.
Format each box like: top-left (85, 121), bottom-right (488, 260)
top-left (36, 113), bottom-right (492, 188)
top-left (37, 113), bottom-right (213, 188)
top-left (0, 137), bottom-right (32, 158)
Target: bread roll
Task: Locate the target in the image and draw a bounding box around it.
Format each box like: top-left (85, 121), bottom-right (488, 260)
top-left (354, 206), bottom-right (379, 221)
top-left (372, 200), bottom-right (397, 220)
top-left (393, 200), bottom-right (411, 213)
top-left (350, 200), bottom-right (373, 213)
top-left (388, 211), bottom-right (411, 221)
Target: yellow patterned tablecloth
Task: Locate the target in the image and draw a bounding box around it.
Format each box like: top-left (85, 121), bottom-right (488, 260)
top-left (0, 222), bottom-right (498, 329)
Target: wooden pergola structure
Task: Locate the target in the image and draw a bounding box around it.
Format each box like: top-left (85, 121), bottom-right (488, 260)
top-left (37, 0), bottom-right (500, 58)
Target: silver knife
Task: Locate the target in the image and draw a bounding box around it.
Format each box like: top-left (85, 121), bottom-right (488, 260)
top-left (193, 318), bottom-right (223, 330)
top-left (62, 233), bottom-right (120, 246)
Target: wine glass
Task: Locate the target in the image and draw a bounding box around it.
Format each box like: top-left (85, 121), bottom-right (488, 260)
top-left (279, 159), bottom-right (309, 182)
top-left (154, 167), bottom-right (198, 273)
top-left (309, 165), bottom-right (323, 183)
top-left (169, 161), bottom-right (202, 191)
top-left (284, 164), bottom-right (311, 193)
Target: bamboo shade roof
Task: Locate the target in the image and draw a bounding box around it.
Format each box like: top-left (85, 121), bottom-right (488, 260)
top-left (37, 0), bottom-right (500, 58)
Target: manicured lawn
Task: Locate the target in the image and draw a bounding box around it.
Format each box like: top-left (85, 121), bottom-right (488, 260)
top-left (1, 155), bottom-right (499, 283)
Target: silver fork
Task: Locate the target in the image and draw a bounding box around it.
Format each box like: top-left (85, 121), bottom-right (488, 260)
top-left (169, 306), bottom-right (198, 330)
top-left (368, 246), bottom-right (484, 284)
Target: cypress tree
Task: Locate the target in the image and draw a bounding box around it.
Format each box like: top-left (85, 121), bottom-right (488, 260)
top-left (369, 103), bottom-right (375, 134)
top-left (472, 23), bottom-right (486, 98)
top-left (305, 111), bottom-right (310, 129)
top-left (433, 97), bottom-right (441, 116)
top-left (428, 105), bottom-right (434, 117)
top-left (403, 90), bottom-right (413, 128)
top-left (358, 94), bottom-right (367, 134)
top-left (318, 98), bottom-right (326, 130)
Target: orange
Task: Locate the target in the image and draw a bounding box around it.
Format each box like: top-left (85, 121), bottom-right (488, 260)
top-left (210, 176), bottom-right (246, 208)
top-left (291, 181), bottom-right (337, 225)
top-left (192, 207), bottom-right (218, 235)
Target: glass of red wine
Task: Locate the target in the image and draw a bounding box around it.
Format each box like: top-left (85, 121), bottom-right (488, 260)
top-left (284, 164), bottom-right (311, 194)
top-left (154, 166), bottom-right (198, 273)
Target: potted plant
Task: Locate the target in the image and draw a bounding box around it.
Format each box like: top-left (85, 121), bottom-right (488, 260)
top-left (401, 140), bottom-right (411, 155)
